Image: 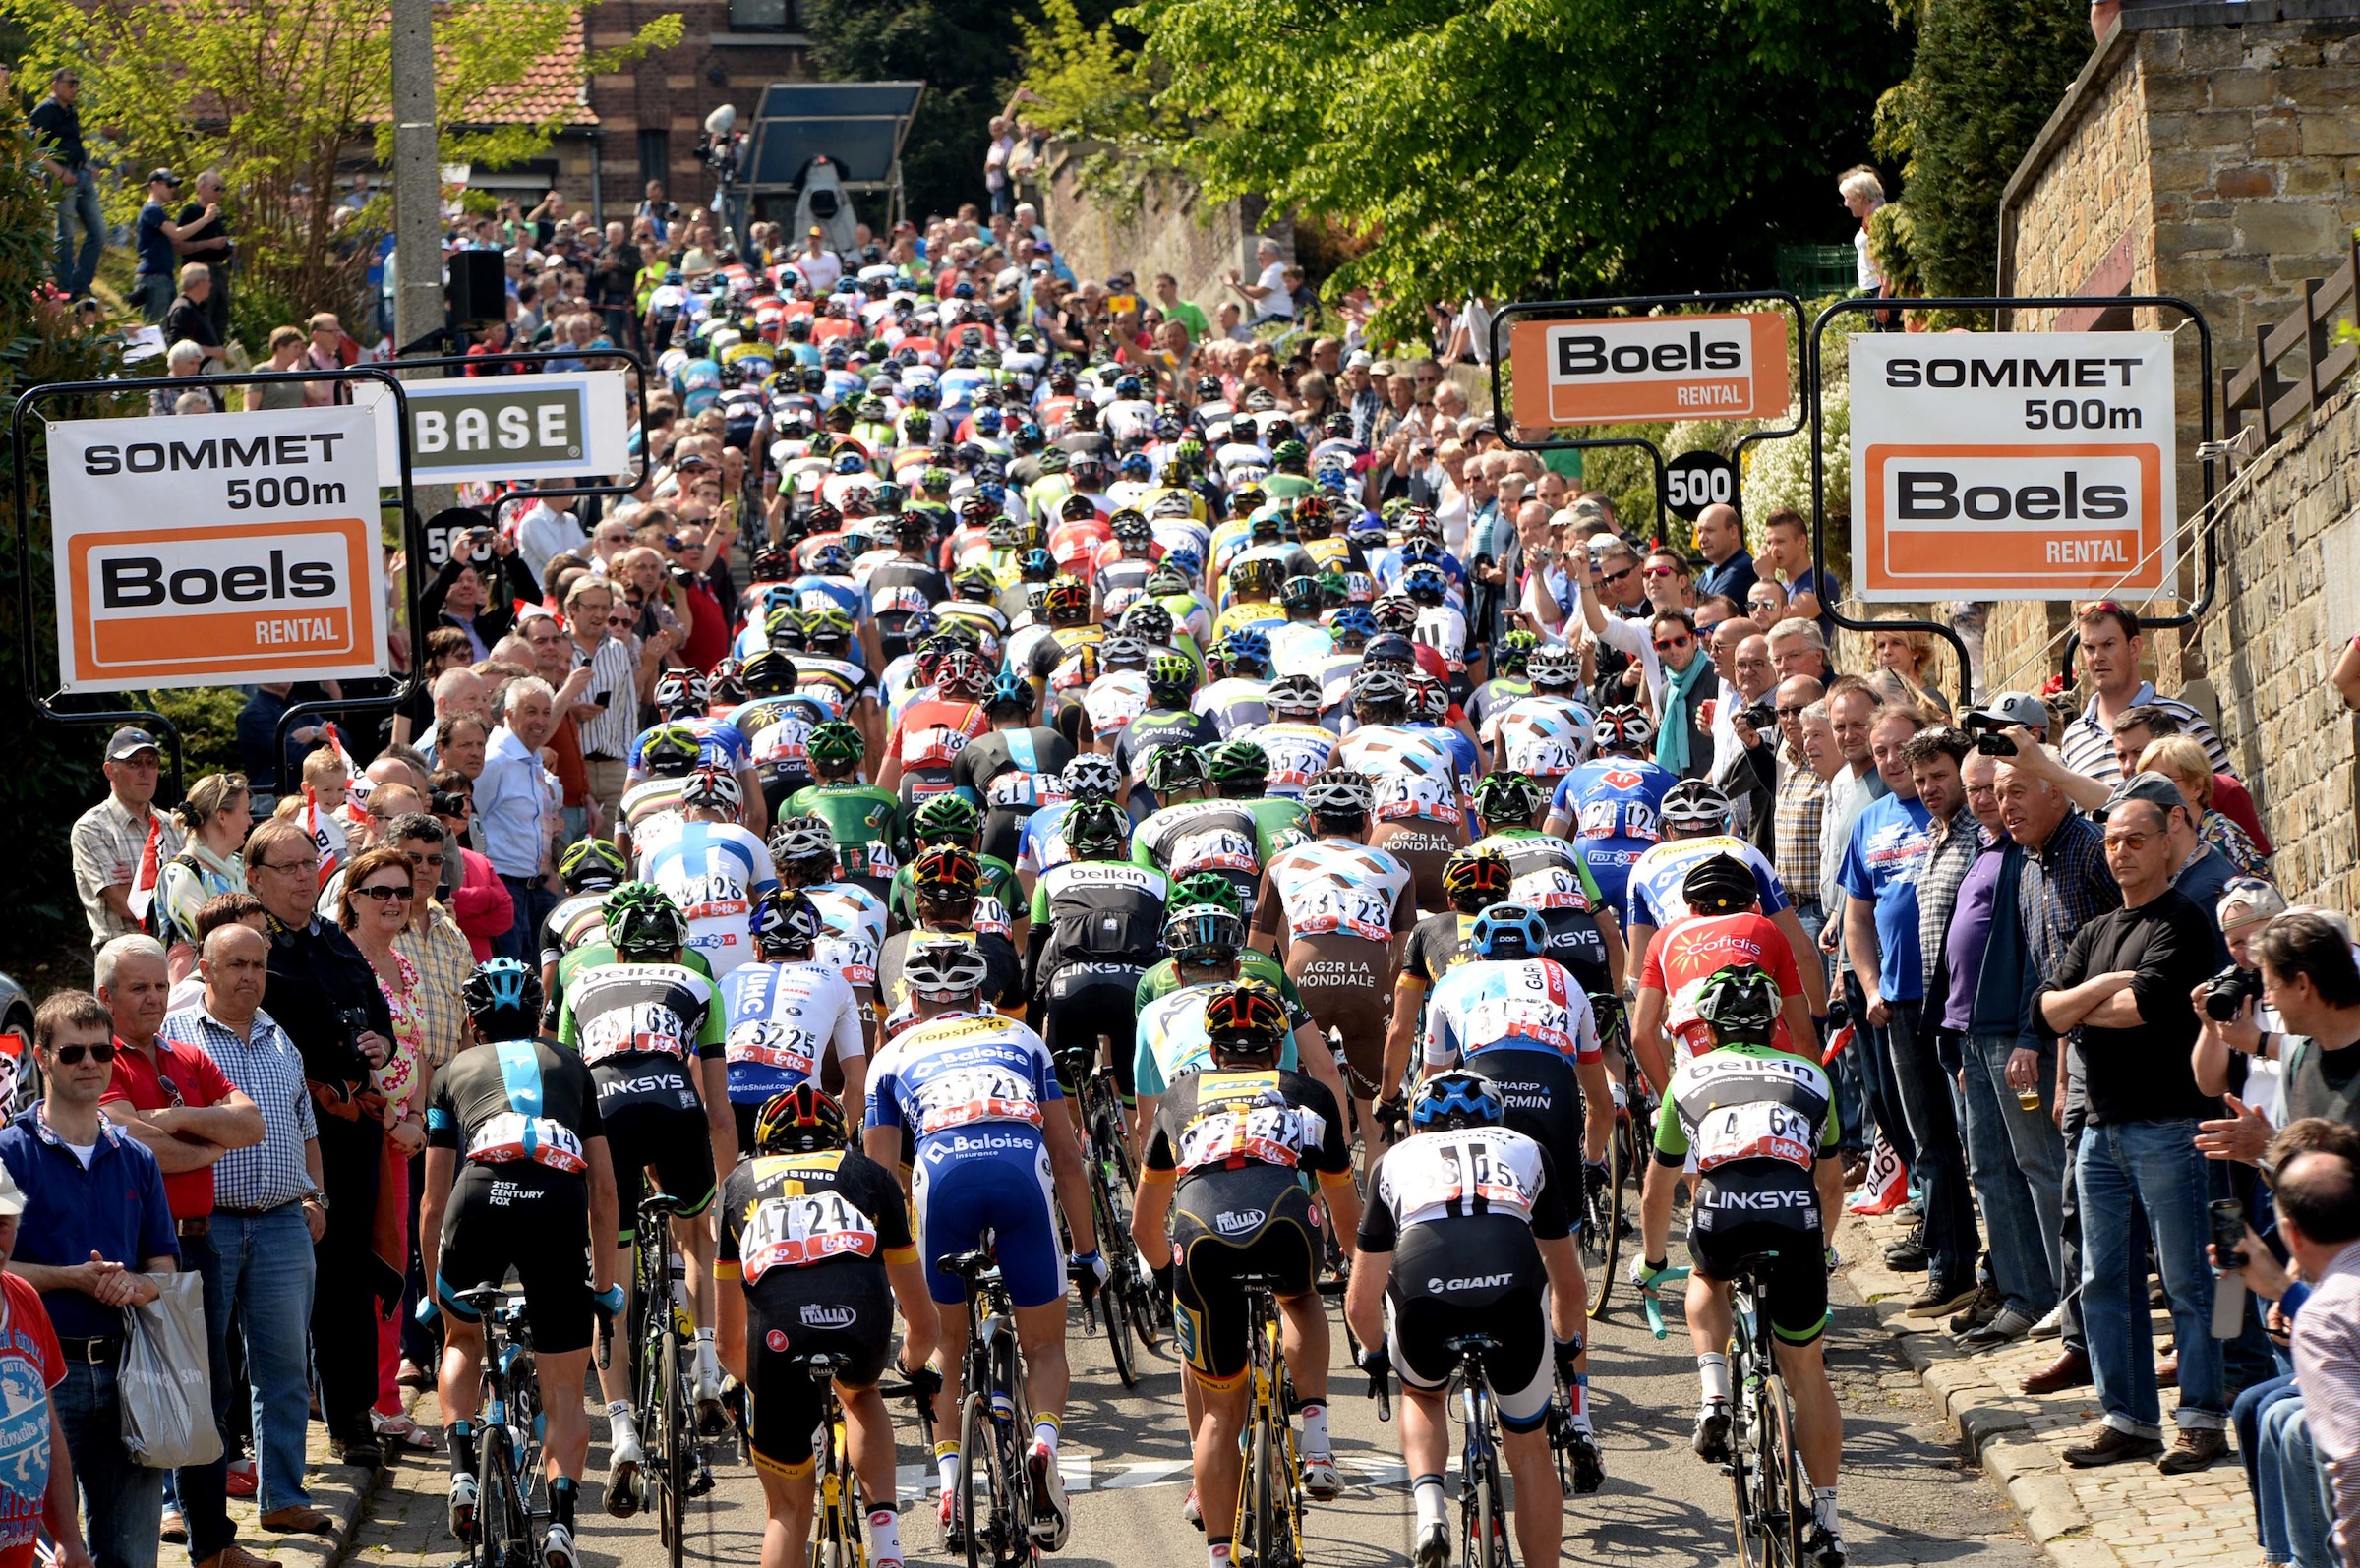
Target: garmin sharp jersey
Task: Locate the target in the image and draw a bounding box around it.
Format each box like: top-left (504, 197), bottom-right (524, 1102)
top-left (1264, 840), bottom-right (1414, 943)
top-left (1653, 1043), bottom-right (1839, 1228)
top-left (556, 950), bottom-right (727, 1066)
top-left (1422, 958), bottom-right (1601, 1068)
top-left (640, 821), bottom-right (779, 981)
top-left (865, 1009), bottom-right (1061, 1143)
top-left (1363, 1127), bottom-right (1566, 1238)
top-left (1553, 758), bottom-right (1678, 919)
top-left (717, 1148), bottom-right (914, 1285)
top-left (718, 960), bottom-right (866, 1104)
top-left (1623, 834), bottom-right (1790, 935)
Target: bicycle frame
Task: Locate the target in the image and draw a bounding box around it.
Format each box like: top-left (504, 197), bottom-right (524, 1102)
top-left (1725, 1256), bottom-right (1806, 1568)
top-left (454, 1286), bottom-right (540, 1568)
top-left (1234, 1279), bottom-right (1303, 1568)
top-left (945, 1240), bottom-right (1033, 1568)
top-left (1447, 1335), bottom-right (1512, 1568)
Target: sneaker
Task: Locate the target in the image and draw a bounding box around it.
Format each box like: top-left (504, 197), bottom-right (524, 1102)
top-left (1903, 1278), bottom-right (1979, 1318)
top-left (448, 1472), bottom-right (479, 1541)
top-left (1301, 1453), bottom-right (1342, 1501)
top-left (1961, 1307), bottom-right (2037, 1348)
top-left (1947, 1282), bottom-right (2001, 1335)
top-left (225, 1461), bottom-right (258, 1500)
top-left (2157, 1428), bottom-right (2229, 1475)
top-left (1028, 1441), bottom-right (1072, 1551)
top-left (1565, 1427), bottom-right (1605, 1495)
top-left (2061, 1424), bottom-right (2165, 1468)
top-left (938, 1490), bottom-right (968, 1553)
top-left (2027, 1303), bottom-right (2065, 1341)
top-left (605, 1429), bottom-right (643, 1519)
top-left (1692, 1399), bottom-right (1732, 1464)
top-left (1882, 1239), bottom-right (1929, 1273)
top-left (1413, 1520), bottom-right (1451, 1568)
top-left (1182, 1485), bottom-right (1202, 1532)
top-left (1805, 1522), bottom-right (1847, 1568)
top-left (542, 1522), bottom-right (579, 1568)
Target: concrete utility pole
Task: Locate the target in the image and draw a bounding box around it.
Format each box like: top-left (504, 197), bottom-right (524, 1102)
top-left (389, 0), bottom-right (442, 353)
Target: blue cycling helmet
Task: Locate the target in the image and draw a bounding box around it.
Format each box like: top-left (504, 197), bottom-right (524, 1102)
top-left (460, 958), bottom-right (543, 1034)
top-left (984, 671), bottom-right (1033, 714)
top-left (1470, 901), bottom-right (1549, 960)
top-left (1412, 1070), bottom-right (1504, 1132)
top-left (1221, 627), bottom-right (1271, 673)
top-left (1329, 606), bottom-right (1377, 642)
top-left (834, 451), bottom-right (868, 475)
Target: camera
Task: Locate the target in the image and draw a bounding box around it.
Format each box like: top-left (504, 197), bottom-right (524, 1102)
top-left (1738, 701), bottom-right (1777, 738)
top-left (1963, 711), bottom-right (2019, 757)
top-left (2203, 964), bottom-right (2264, 1023)
top-left (335, 1005), bottom-right (375, 1073)
top-left (1593, 643), bottom-right (1633, 686)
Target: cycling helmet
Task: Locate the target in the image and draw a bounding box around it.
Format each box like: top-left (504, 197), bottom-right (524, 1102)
top-left (752, 1082), bottom-right (848, 1155)
top-left (750, 887), bottom-right (826, 958)
top-left (1397, 538), bottom-right (1446, 567)
top-left (802, 607), bottom-right (855, 647)
top-left (1371, 594), bottom-right (1417, 634)
top-left (1528, 644), bottom-right (1581, 690)
top-left (1301, 767), bottom-right (1373, 820)
top-left (1146, 654), bottom-right (1198, 703)
top-left (460, 958), bottom-right (544, 1035)
top-left (808, 543), bottom-right (855, 576)
top-left (604, 881), bottom-right (689, 959)
top-left (1596, 704), bottom-right (1655, 753)
top-left (910, 842), bottom-right (982, 900)
top-left (1441, 845), bottom-right (1514, 912)
top-left (1363, 632), bottom-right (1416, 669)
top-left (680, 765), bottom-right (742, 815)
top-left (1119, 601), bottom-right (1173, 645)
top-left (1144, 565), bottom-right (1191, 599)
top-left (806, 720), bottom-right (864, 768)
top-left (954, 566), bottom-right (999, 602)
top-left (1020, 547), bottom-right (1058, 583)
top-left (1265, 672), bottom-right (1322, 718)
top-left (766, 815), bottom-right (839, 878)
top-left (1061, 798), bottom-right (1130, 858)
top-left (559, 838), bottom-right (629, 894)
top-left (900, 937), bottom-right (991, 1002)
top-left (1407, 670), bottom-right (1450, 724)
top-left (936, 650), bottom-right (990, 697)
top-left (1493, 629), bottom-right (1539, 676)
top-left (1219, 627), bottom-right (1271, 675)
top-left (1205, 738), bottom-right (1269, 790)
top-left (751, 546), bottom-right (796, 583)
top-left (911, 792), bottom-right (983, 844)
top-left (1469, 901), bottom-right (1548, 960)
top-left (1660, 779), bottom-right (1733, 834)
top-left (639, 722), bottom-right (704, 777)
top-left (1471, 771), bottom-right (1547, 827)
top-left (1203, 981), bottom-right (1288, 1059)
top-left (1059, 493), bottom-right (1100, 524)
top-left (1100, 635), bottom-right (1150, 672)
top-left (1278, 574), bottom-right (1322, 614)
top-left (1693, 964), bottom-right (1781, 1046)
top-left (1170, 873), bottom-right (1245, 918)
top-left (1411, 1070), bottom-right (1504, 1132)
top-left (1062, 754), bottom-right (1122, 804)
top-left (1291, 494), bottom-right (1335, 537)
top-left (653, 669), bottom-right (709, 718)
top-left (1400, 563), bottom-right (1449, 606)
top-left (1351, 668), bottom-right (1411, 711)
top-left (1142, 745), bottom-right (1208, 797)
top-left (1328, 607), bottom-right (1376, 646)
top-left (764, 605), bottom-right (806, 650)
top-left (984, 672), bottom-right (1034, 715)
top-left (1162, 903), bottom-right (1248, 963)
top-left (1682, 852), bottom-right (1761, 915)
top-left (1044, 575), bottom-right (1091, 622)
top-left (1110, 510), bottom-right (1153, 545)
top-left (740, 649), bottom-right (796, 696)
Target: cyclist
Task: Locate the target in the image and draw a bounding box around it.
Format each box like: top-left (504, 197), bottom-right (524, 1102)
top-left (1334, 668), bottom-right (1469, 912)
top-left (717, 1084), bottom-right (941, 1568)
top-left (1483, 645), bottom-right (1595, 782)
top-left (637, 766), bottom-right (779, 981)
top-left (949, 675), bottom-right (1078, 863)
top-left (626, 669), bottom-right (767, 841)
top-left (1622, 780), bottom-right (1823, 1019)
top-left (541, 838), bottom-right (630, 1008)
top-left (616, 721), bottom-right (707, 860)
top-left (1467, 770), bottom-right (1626, 999)
top-left (876, 842), bottom-right (1025, 1015)
top-left (876, 646), bottom-right (988, 805)
top-left (1016, 753), bottom-right (1123, 899)
top-left (1380, 843), bottom-right (1513, 1124)
top-left (1647, 965), bottom-right (1847, 1568)
top-left (1132, 741), bottom-right (1298, 919)
top-left (1195, 630), bottom-right (1273, 737)
top-left (769, 813), bottom-right (891, 1004)
top-left (1024, 799), bottom-right (1169, 1099)
top-left (1418, 903), bottom-right (1612, 1491)
top-left (1544, 704), bottom-right (1677, 923)
top-left (736, 649), bottom-right (819, 814)
top-left (786, 721), bottom-right (907, 902)
top-left (861, 939), bottom-right (1100, 1553)
top-left (1114, 654), bottom-right (1218, 793)
top-left (1133, 981), bottom-right (1362, 1543)
top-left (1346, 1071), bottom-right (1583, 1568)
top-left (1134, 874), bottom-right (1306, 1014)
top-left (887, 793), bottom-right (1028, 946)
top-left (1464, 629), bottom-right (1537, 738)
top-left (555, 882), bottom-right (738, 1485)
top-left (421, 959), bottom-right (621, 1568)
top-left (1133, 902), bottom-right (1348, 1117)
top-left (1242, 672), bottom-right (1338, 798)
top-left (720, 888), bottom-right (870, 1150)
top-left (1254, 768), bottom-right (1415, 1132)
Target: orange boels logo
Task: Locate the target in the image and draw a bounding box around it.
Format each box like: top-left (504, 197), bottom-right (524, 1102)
top-left (1849, 333), bottom-right (2178, 602)
top-left (48, 404), bottom-right (386, 693)
top-left (1508, 312), bottom-right (1790, 426)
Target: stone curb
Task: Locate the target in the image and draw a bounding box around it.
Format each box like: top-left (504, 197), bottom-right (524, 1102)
top-left (227, 1387), bottom-right (426, 1568)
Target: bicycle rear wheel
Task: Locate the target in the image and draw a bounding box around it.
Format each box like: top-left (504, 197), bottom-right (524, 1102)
top-left (1758, 1376), bottom-right (1807, 1568)
top-left (474, 1429), bottom-right (518, 1568)
top-left (653, 1320), bottom-right (688, 1568)
top-left (958, 1391), bottom-right (1018, 1568)
top-left (1585, 1129), bottom-right (1623, 1317)
top-left (1727, 1385), bottom-right (1762, 1568)
top-left (1463, 1455), bottom-right (1509, 1568)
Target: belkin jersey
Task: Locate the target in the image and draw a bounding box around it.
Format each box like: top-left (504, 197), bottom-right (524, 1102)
top-left (1553, 757), bottom-right (1679, 918)
top-left (1653, 1042), bottom-right (1840, 1232)
top-left (1622, 834), bottom-right (1788, 936)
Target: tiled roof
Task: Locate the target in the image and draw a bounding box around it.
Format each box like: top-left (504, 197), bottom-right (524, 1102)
top-left (441, 6), bottom-right (596, 126)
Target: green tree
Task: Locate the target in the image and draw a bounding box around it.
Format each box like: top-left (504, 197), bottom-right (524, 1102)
top-left (1872, 0), bottom-right (2087, 296)
top-left (1120, 0), bottom-right (1908, 336)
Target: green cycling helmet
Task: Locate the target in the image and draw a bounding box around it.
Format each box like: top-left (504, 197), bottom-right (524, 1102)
top-left (1147, 653), bottom-right (1197, 701)
top-left (1205, 738), bottom-right (1269, 786)
top-left (559, 838), bottom-right (629, 893)
top-left (807, 720), bottom-right (865, 766)
top-left (1173, 870), bottom-right (1247, 915)
top-left (1694, 964), bottom-right (1781, 1046)
top-left (1493, 628), bottom-right (1539, 676)
top-left (604, 881), bottom-right (688, 959)
top-left (1472, 770), bottom-right (1548, 825)
top-left (911, 792), bottom-right (982, 843)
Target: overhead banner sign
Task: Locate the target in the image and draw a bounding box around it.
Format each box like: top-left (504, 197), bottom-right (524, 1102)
top-left (1507, 312), bottom-right (1791, 426)
top-left (356, 369), bottom-right (630, 484)
top-left (47, 404), bottom-right (387, 692)
top-left (1851, 332), bottom-right (2177, 600)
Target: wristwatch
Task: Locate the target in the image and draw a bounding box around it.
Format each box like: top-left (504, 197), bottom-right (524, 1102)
top-left (302, 1191), bottom-right (329, 1210)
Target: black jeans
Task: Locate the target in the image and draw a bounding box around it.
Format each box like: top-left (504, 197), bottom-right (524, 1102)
top-left (313, 1110), bottom-right (386, 1443)
top-left (1881, 999), bottom-right (1979, 1285)
top-left (175, 1227), bottom-right (235, 1562)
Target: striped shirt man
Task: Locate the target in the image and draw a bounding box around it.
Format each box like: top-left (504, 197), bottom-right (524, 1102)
top-left (572, 630), bottom-right (639, 762)
top-left (164, 1005), bottom-right (318, 1211)
top-left (2056, 682), bottom-right (2229, 784)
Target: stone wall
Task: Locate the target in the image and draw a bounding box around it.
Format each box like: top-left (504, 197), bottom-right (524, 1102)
top-left (1037, 142), bottom-right (1290, 328)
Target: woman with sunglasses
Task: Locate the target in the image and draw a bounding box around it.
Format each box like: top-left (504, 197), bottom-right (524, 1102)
top-left (158, 772), bottom-right (253, 981)
top-left (335, 845), bottom-right (437, 1458)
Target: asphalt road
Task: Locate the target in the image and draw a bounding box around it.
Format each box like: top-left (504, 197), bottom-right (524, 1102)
top-left (491, 1231), bottom-right (2042, 1568)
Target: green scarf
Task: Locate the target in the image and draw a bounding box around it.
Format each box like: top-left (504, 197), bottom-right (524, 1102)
top-left (1655, 657), bottom-right (1710, 776)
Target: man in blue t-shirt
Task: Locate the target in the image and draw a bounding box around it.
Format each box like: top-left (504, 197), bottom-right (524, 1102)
top-left (1837, 707), bottom-right (1976, 1313)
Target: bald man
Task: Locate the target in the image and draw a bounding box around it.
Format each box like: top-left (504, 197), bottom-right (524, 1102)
top-left (1693, 503), bottom-right (1758, 605)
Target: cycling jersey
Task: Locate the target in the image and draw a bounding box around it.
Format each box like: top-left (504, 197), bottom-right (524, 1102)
top-left (1655, 1042), bottom-right (1839, 1237)
top-left (620, 777), bottom-right (694, 845)
top-left (555, 947), bottom-right (728, 1065)
top-left (1263, 840), bottom-right (1415, 943)
top-left (1399, 909), bottom-right (1483, 990)
top-left (1113, 706), bottom-right (1218, 784)
top-left (1468, 829), bottom-right (1615, 990)
top-left (1623, 834), bottom-right (1790, 935)
top-left (791, 655), bottom-right (874, 722)
top-left (887, 852), bottom-right (1023, 930)
top-left (1193, 676), bottom-right (1270, 739)
top-left (629, 715), bottom-right (750, 774)
top-left (640, 820), bottom-right (779, 980)
top-left (951, 727), bottom-right (1078, 860)
top-left (785, 783), bottom-right (906, 895)
top-left (1015, 801), bottom-right (1082, 884)
top-left (884, 697), bottom-right (986, 787)
top-left (1423, 957), bottom-right (1601, 1068)
top-left (1638, 911), bottom-right (1807, 1061)
top-left (717, 959), bottom-right (866, 1106)
top-left (1130, 800), bottom-right (1274, 912)
top-left (1267, 623), bottom-right (1333, 678)
top-left (1486, 695), bottom-right (1595, 780)
top-left (1335, 725), bottom-right (1462, 827)
top-left (803, 881), bottom-right (888, 989)
top-left (540, 893), bottom-right (612, 972)
top-left (1132, 982), bottom-right (1312, 1098)
top-left (1081, 670), bottom-right (1151, 738)
top-left (1134, 950), bottom-right (1309, 1015)
top-left (744, 711), bottom-right (816, 805)
top-left (1551, 757), bottom-right (1678, 919)
top-left (1240, 720), bottom-right (1337, 797)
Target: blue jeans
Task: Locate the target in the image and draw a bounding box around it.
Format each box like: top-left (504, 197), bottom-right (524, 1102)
top-left (55, 167), bottom-right (102, 297)
top-left (498, 875), bottom-right (557, 964)
top-left (2276, 1400), bottom-right (2337, 1568)
top-left (2236, 1370), bottom-right (2301, 1559)
top-left (174, 1229), bottom-right (236, 1562)
top-left (1963, 1031), bottom-right (2066, 1315)
top-left (1881, 1000), bottom-right (1977, 1283)
top-left (2077, 1118), bottom-right (2224, 1434)
top-left (54, 1355), bottom-right (164, 1568)
top-left (207, 1204), bottom-right (319, 1512)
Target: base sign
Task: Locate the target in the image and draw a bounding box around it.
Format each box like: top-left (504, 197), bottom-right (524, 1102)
top-left (1850, 332), bottom-right (2177, 600)
top-left (356, 369), bottom-right (631, 485)
top-left (47, 404), bottom-right (387, 692)
top-left (1507, 312), bottom-right (1791, 426)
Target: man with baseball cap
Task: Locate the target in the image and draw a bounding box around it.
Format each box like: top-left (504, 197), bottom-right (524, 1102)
top-left (71, 729), bottom-right (183, 955)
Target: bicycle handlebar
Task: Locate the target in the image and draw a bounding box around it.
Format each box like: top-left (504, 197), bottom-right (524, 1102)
top-left (1368, 1365), bottom-right (1391, 1422)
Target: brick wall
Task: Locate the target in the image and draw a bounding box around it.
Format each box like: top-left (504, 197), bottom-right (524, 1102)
top-left (1038, 142), bottom-right (1291, 329)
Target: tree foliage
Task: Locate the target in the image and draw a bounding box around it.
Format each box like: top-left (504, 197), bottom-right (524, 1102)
top-left (1872, 0), bottom-right (2086, 296)
top-left (1119, 0), bottom-right (1909, 336)
top-left (3, 0), bottom-right (679, 333)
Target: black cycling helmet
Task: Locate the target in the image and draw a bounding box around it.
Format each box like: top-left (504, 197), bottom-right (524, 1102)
top-left (603, 881), bottom-right (688, 960)
top-left (559, 838), bottom-right (629, 894)
top-left (460, 958), bottom-right (544, 1037)
top-left (1142, 744), bottom-right (1208, 797)
top-left (1062, 798), bottom-right (1130, 858)
top-left (1471, 770), bottom-right (1547, 827)
top-left (1411, 1070), bottom-right (1504, 1132)
top-left (1682, 852), bottom-right (1760, 916)
top-left (750, 887), bottom-right (825, 958)
top-left (1162, 903), bottom-right (1247, 964)
top-left (1693, 964), bottom-right (1781, 1046)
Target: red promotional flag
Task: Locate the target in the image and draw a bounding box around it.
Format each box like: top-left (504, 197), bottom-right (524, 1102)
top-left (306, 785), bottom-right (340, 888)
top-left (126, 815), bottom-right (162, 924)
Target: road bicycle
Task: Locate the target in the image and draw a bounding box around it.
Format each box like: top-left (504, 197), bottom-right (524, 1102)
top-left (795, 1350), bottom-right (942, 1568)
top-left (1581, 999), bottom-right (1654, 1319)
top-left (1057, 1042), bottom-right (1160, 1387)
top-left (451, 1285), bottom-right (544, 1568)
top-left (941, 1234), bottom-right (1035, 1568)
top-left (625, 1190), bottom-right (715, 1568)
top-left (1232, 1273), bottom-right (1304, 1568)
top-left (1722, 1251), bottom-right (1808, 1568)
top-left (1445, 1333), bottom-right (1515, 1568)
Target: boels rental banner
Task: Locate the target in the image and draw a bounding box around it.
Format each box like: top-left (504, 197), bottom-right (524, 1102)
top-left (1507, 312), bottom-right (1792, 425)
top-left (1850, 332), bottom-right (2178, 601)
top-left (47, 403), bottom-right (388, 692)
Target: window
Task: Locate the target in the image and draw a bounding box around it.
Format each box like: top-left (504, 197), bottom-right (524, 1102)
top-left (727, 0), bottom-right (793, 29)
top-left (637, 129), bottom-right (669, 188)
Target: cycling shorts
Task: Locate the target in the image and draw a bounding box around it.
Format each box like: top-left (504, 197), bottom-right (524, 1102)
top-left (1685, 1218), bottom-right (1829, 1347)
top-left (1040, 963), bottom-right (1148, 1099)
top-left (1464, 1047), bottom-right (1586, 1232)
top-left (434, 1164), bottom-right (596, 1355)
top-left (595, 1057), bottom-right (717, 1237)
top-left (1170, 1176), bottom-right (1320, 1390)
top-left (742, 1265), bottom-right (895, 1476)
top-left (1285, 933), bottom-right (1389, 1096)
top-left (912, 1131), bottom-right (1062, 1309)
top-left (1386, 1215), bottom-right (1552, 1432)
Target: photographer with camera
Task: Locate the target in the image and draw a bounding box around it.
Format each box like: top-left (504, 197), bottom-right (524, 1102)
top-left (2192, 881), bottom-right (2291, 1128)
top-left (2200, 908), bottom-right (2360, 1166)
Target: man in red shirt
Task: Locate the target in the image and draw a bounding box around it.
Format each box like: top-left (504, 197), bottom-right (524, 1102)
top-left (94, 935), bottom-right (271, 1568)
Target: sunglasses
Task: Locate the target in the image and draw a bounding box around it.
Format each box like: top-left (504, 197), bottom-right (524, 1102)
top-left (407, 852), bottom-right (446, 868)
top-left (1653, 635), bottom-right (1693, 653)
top-left (2103, 830), bottom-right (2159, 851)
top-left (49, 1042), bottom-right (116, 1065)
top-left (354, 883), bottom-right (416, 902)
top-left (1600, 566), bottom-right (1635, 587)
top-left (1642, 565), bottom-right (1682, 579)
top-left (1776, 704), bottom-right (1809, 717)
